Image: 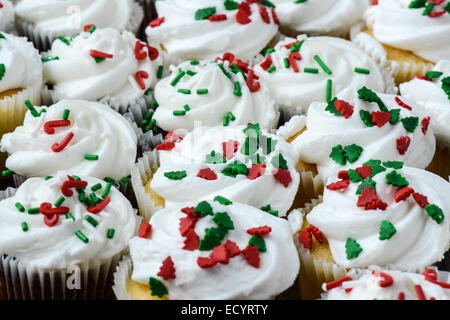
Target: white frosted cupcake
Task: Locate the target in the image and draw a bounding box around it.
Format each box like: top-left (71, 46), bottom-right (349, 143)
top-left (146, 0), bottom-right (279, 66)
top-left (0, 171), bottom-right (139, 300)
top-left (42, 27), bottom-right (163, 114)
top-left (131, 123), bottom-right (300, 221)
top-left (253, 35), bottom-right (396, 117)
top-left (152, 54), bottom-right (279, 134)
top-left (14, 0), bottom-right (144, 51)
top-left (113, 199), bottom-right (299, 300)
top-left (0, 0), bottom-right (14, 32)
top-left (0, 100), bottom-right (137, 182)
top-left (322, 267), bottom-right (450, 300)
top-left (271, 0), bottom-right (370, 38)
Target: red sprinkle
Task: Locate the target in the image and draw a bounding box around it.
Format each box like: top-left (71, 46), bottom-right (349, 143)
top-left (429, 10), bottom-right (447, 17)
top-left (326, 179), bottom-right (350, 191)
top-left (83, 24), bottom-right (95, 32)
top-left (197, 168), bottom-right (218, 180)
top-left (156, 141), bottom-right (176, 151)
top-left (415, 285), bottom-right (426, 300)
top-left (357, 186), bottom-right (387, 211)
top-left (86, 197), bottom-right (111, 214)
top-left (39, 202), bottom-right (70, 227)
top-left (89, 49), bottom-right (113, 59)
top-left (157, 256), bottom-right (176, 280)
top-left (394, 187), bottom-right (414, 203)
top-left (149, 17), bottom-right (165, 28)
top-left (413, 192), bottom-right (429, 208)
top-left (210, 244), bottom-right (229, 264)
top-left (398, 292), bottom-right (405, 300)
top-left (61, 180), bottom-right (88, 197)
top-left (345, 288), bottom-right (353, 294)
top-left (371, 0), bottom-right (378, 4)
top-left (135, 71), bottom-right (149, 90)
top-left (197, 256), bottom-right (217, 269)
top-left (179, 215), bottom-right (197, 237)
top-left (259, 6), bottom-right (270, 24)
top-left (395, 97), bottom-right (412, 111)
top-left (238, 1), bottom-right (251, 15)
top-left (298, 228), bottom-right (313, 250)
top-left (147, 45), bottom-right (159, 60)
top-left (432, 0), bottom-right (445, 4)
top-left (181, 206), bottom-right (197, 218)
top-left (246, 69), bottom-right (261, 92)
top-left (222, 52), bottom-right (236, 64)
top-left (416, 75), bottom-right (431, 81)
top-left (222, 140), bottom-right (239, 160)
top-left (326, 276), bottom-right (353, 291)
top-left (371, 270), bottom-right (394, 287)
top-left (51, 132), bottom-right (74, 153)
top-left (164, 132), bottom-right (183, 142)
top-left (334, 100), bottom-right (354, 119)
top-left (134, 41), bottom-right (148, 60)
top-left (232, 58), bottom-right (249, 73)
top-left (288, 51), bottom-right (302, 73)
top-left (43, 120), bottom-right (71, 135)
top-left (247, 164), bottom-right (266, 180)
top-left (396, 136), bottom-right (411, 155)
top-left (225, 240), bottom-right (241, 257)
top-left (309, 225), bottom-right (324, 243)
top-left (208, 14), bottom-right (227, 22)
top-left (426, 278), bottom-right (450, 289)
top-left (284, 40), bottom-right (299, 49)
top-left (260, 55), bottom-right (273, 71)
top-left (421, 117), bottom-right (430, 135)
top-left (355, 165), bottom-right (372, 179)
top-left (241, 245), bottom-right (260, 268)
top-left (422, 269), bottom-right (438, 281)
top-left (338, 170), bottom-right (349, 180)
top-left (138, 222), bottom-right (152, 238)
top-left (247, 225), bottom-right (272, 236)
top-left (183, 229), bottom-right (200, 251)
top-left (273, 168), bottom-right (292, 188)
top-left (271, 8), bottom-right (280, 25)
top-left (371, 111), bottom-right (391, 127)
top-left (236, 7), bottom-right (251, 24)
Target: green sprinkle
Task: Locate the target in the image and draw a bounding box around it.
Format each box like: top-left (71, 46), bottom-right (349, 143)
top-left (359, 110), bottom-right (375, 127)
top-left (425, 204), bottom-right (444, 224)
top-left (24, 100), bottom-right (40, 117)
top-left (358, 86), bottom-right (388, 112)
top-left (348, 169), bottom-right (363, 182)
top-left (295, 0), bottom-right (307, 3)
top-left (386, 170), bottom-right (409, 187)
top-left (290, 40), bottom-right (304, 53)
top-left (190, 60), bottom-right (199, 65)
top-left (104, 177), bottom-right (116, 185)
top-left (218, 63), bottom-right (232, 79)
top-left (1, 169), bottom-right (14, 177)
top-left (197, 89), bottom-right (209, 95)
top-left (314, 55), bottom-right (332, 75)
top-left (75, 230), bottom-right (89, 243)
top-left (41, 56), bottom-right (59, 63)
top-left (66, 212), bottom-right (75, 221)
top-left (177, 89), bottom-right (191, 94)
top-left (205, 150), bottom-right (226, 164)
top-left (194, 201), bottom-right (213, 217)
top-left (173, 110), bottom-right (186, 116)
top-left (157, 65), bottom-right (164, 79)
top-left (330, 145), bottom-right (346, 165)
top-left (233, 81), bottom-right (242, 97)
top-left (422, 2), bottom-right (434, 15)
top-left (84, 154), bottom-right (99, 161)
top-left (249, 153), bottom-right (266, 165)
top-left (221, 161), bottom-right (248, 178)
top-left (144, 110), bottom-right (154, 121)
top-left (183, 105), bottom-right (190, 111)
top-left (356, 177), bottom-right (376, 195)
top-left (107, 228), bottom-right (115, 239)
top-left (214, 195), bottom-right (233, 205)
top-left (224, 0), bottom-right (239, 10)
top-left (271, 153), bottom-right (288, 170)
top-left (260, 204), bottom-right (278, 217)
top-left (249, 235), bottom-right (266, 252)
top-left (195, 7), bottom-right (216, 20)
top-left (304, 68), bottom-right (319, 74)
top-left (152, 99), bottom-right (159, 108)
top-left (84, 215), bottom-right (98, 227)
top-left (213, 212), bottom-right (235, 230)
top-left (284, 58), bottom-right (290, 69)
top-left (382, 161), bottom-right (404, 169)
top-left (401, 117), bottom-right (419, 133)
top-left (44, 176), bottom-right (53, 181)
top-left (408, 0), bottom-right (426, 8)
top-left (62, 109), bottom-right (70, 120)
top-left (91, 183), bottom-right (102, 192)
top-left (389, 109), bottom-right (401, 125)
top-left (144, 88), bottom-right (151, 96)
top-left (57, 35), bottom-right (70, 46)
top-left (261, 0), bottom-right (276, 8)
top-left (425, 71), bottom-right (443, 79)
top-left (226, 112), bottom-right (236, 121)
top-left (21, 222), bottom-right (28, 232)
top-left (267, 66), bottom-right (276, 73)
top-left (243, 123), bottom-right (260, 140)
top-left (79, 192), bottom-right (86, 203)
top-left (145, 119), bottom-right (157, 132)
top-left (354, 67), bottom-right (370, 75)
top-left (121, 176), bottom-right (129, 184)
top-left (199, 227), bottom-right (224, 251)
top-left (345, 238), bottom-right (362, 260)
top-left (0, 33), bottom-right (5, 39)
top-left (90, 192), bottom-right (99, 204)
top-left (54, 196), bottom-right (65, 207)
top-left (170, 70), bottom-right (186, 86)
top-left (241, 137), bottom-right (258, 156)
top-left (260, 135), bottom-right (277, 155)
top-left (379, 220), bottom-right (396, 240)
top-left (87, 26), bottom-right (96, 33)
top-left (15, 202), bottom-right (25, 212)
top-left (326, 79), bottom-right (332, 102)
top-left (149, 277), bottom-right (168, 298)
top-left (28, 208), bottom-right (40, 215)
top-left (223, 115), bottom-right (230, 126)
top-left (0, 63), bottom-right (4, 81)
top-left (344, 144), bottom-right (363, 163)
top-left (186, 70), bottom-right (197, 76)
top-left (164, 170), bottom-right (187, 180)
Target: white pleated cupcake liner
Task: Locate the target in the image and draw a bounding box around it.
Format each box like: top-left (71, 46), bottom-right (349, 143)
top-left (112, 255), bottom-right (134, 300)
top-left (15, 0), bottom-right (144, 52)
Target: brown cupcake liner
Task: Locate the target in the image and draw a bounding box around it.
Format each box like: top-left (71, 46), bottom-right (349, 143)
top-left (426, 146), bottom-right (450, 183)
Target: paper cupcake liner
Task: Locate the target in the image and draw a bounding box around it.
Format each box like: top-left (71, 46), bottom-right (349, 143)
top-left (131, 149), bottom-right (164, 222)
top-left (135, 0), bottom-right (158, 41)
top-left (290, 167), bottom-right (324, 213)
top-left (426, 146), bottom-right (450, 183)
top-left (15, 0), bottom-right (144, 52)
top-left (112, 255), bottom-right (134, 300)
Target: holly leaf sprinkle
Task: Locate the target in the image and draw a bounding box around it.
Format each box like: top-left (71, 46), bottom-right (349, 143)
top-left (271, 153), bottom-right (288, 170)
top-left (195, 7), bottom-right (216, 20)
top-left (425, 204), bottom-right (444, 224)
top-left (260, 204), bottom-right (278, 216)
top-left (330, 145), bottom-right (346, 165)
top-left (356, 177), bottom-right (376, 195)
top-left (359, 110), bottom-right (375, 127)
top-left (149, 277), bottom-right (168, 298)
top-left (248, 235), bottom-right (267, 252)
top-left (382, 161), bottom-right (404, 169)
top-left (379, 220), bottom-right (397, 240)
top-left (389, 109), bottom-right (401, 125)
top-left (194, 201), bottom-right (213, 216)
top-left (164, 171), bottom-right (187, 180)
top-left (401, 117), bottom-right (419, 133)
top-left (358, 86), bottom-right (388, 112)
top-left (212, 212), bottom-right (235, 230)
top-left (214, 195), bottom-right (232, 205)
top-left (386, 170), bottom-right (409, 188)
top-left (224, 0), bottom-right (239, 10)
top-left (345, 238), bottom-right (363, 260)
top-left (221, 161), bottom-right (248, 177)
top-left (408, 0), bottom-right (426, 9)
top-left (344, 144), bottom-right (363, 163)
top-left (348, 169), bottom-right (363, 182)
top-left (324, 98), bottom-right (341, 117)
top-left (198, 227), bottom-right (224, 251)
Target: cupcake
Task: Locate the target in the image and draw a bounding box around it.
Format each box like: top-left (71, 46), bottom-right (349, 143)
top-left (0, 100), bottom-right (137, 182)
top-left (253, 35), bottom-right (396, 118)
top-left (113, 199), bottom-right (299, 300)
top-left (293, 163), bottom-right (450, 299)
top-left (364, 0), bottom-right (450, 83)
top-left (146, 0), bottom-right (279, 66)
top-left (42, 27), bottom-right (163, 114)
top-left (0, 171), bottom-right (139, 300)
top-left (14, 0), bottom-right (144, 52)
top-left (0, 0), bottom-right (14, 32)
top-left (151, 54), bottom-right (279, 134)
top-left (400, 60), bottom-right (450, 179)
top-left (0, 33), bottom-right (42, 173)
top-left (131, 123), bottom-right (300, 221)
top-left (271, 0), bottom-right (370, 38)
top-left (285, 87), bottom-right (436, 183)
top-left (322, 267), bottom-right (450, 300)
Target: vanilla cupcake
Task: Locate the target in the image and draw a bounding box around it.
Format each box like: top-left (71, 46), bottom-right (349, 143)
top-left (152, 54), bottom-right (279, 134)
top-left (1, 100), bottom-right (137, 182)
top-left (14, 0), bottom-right (144, 52)
top-left (253, 35), bottom-right (396, 117)
top-left (322, 267), bottom-right (450, 300)
top-left (146, 0), bottom-right (279, 66)
top-left (0, 0), bottom-right (14, 32)
top-left (364, 0), bottom-right (450, 83)
top-left (42, 27), bottom-right (163, 114)
top-left (293, 163), bottom-right (450, 299)
top-left (131, 124), bottom-right (300, 221)
top-left (0, 171), bottom-right (139, 300)
top-left (113, 199), bottom-right (299, 300)
top-left (271, 0), bottom-right (370, 38)
top-left (0, 33), bottom-right (42, 172)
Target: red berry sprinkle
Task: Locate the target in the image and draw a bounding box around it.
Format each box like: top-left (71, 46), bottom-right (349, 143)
top-left (273, 168), bottom-right (292, 188)
top-left (338, 170), bottom-right (349, 180)
top-left (247, 225), bottom-right (272, 236)
top-left (396, 136), bottom-right (411, 155)
top-left (197, 168), bottom-right (218, 180)
top-left (138, 221), bottom-right (152, 238)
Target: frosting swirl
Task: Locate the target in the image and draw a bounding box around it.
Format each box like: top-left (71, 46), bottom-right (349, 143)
top-left (1, 100), bottom-right (137, 181)
top-left (0, 0), bottom-right (14, 32)
top-left (0, 171), bottom-right (138, 269)
top-left (129, 200), bottom-right (299, 299)
top-left (400, 60), bottom-right (450, 148)
top-left (366, 0), bottom-right (450, 63)
top-left (150, 124), bottom-right (300, 217)
top-left (153, 57), bottom-right (279, 133)
top-left (307, 165), bottom-right (450, 270)
top-left (254, 35), bottom-right (395, 113)
top-left (43, 27), bottom-right (162, 105)
top-left (146, 0), bottom-right (278, 66)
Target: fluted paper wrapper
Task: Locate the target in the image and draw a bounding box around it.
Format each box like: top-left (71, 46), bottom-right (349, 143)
top-left (426, 146), bottom-right (450, 184)
top-left (112, 255), bottom-right (133, 300)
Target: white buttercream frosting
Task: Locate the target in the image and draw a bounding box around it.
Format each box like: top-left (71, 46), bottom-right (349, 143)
top-left (43, 27), bottom-right (162, 105)
top-left (150, 124), bottom-right (300, 217)
top-left (0, 171), bottom-right (138, 269)
top-left (0, 0), bottom-right (14, 32)
top-left (1, 100), bottom-right (137, 180)
top-left (307, 165), bottom-right (450, 271)
top-left (365, 0), bottom-right (450, 63)
top-left (129, 200), bottom-right (300, 299)
top-left (254, 35), bottom-right (396, 113)
top-left (146, 0), bottom-right (279, 66)
top-left (152, 58), bottom-right (279, 133)
top-left (0, 33), bottom-right (43, 92)
top-left (400, 60), bottom-right (450, 148)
